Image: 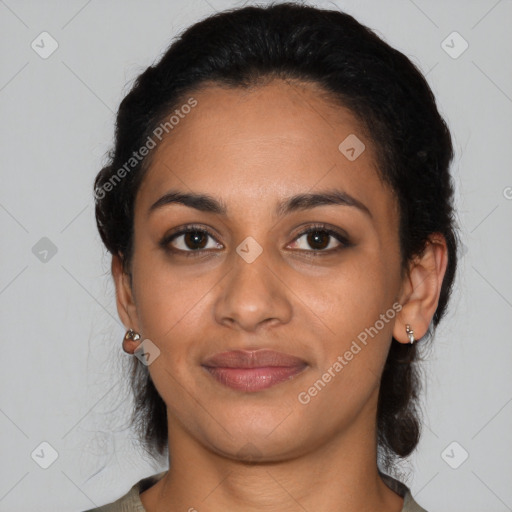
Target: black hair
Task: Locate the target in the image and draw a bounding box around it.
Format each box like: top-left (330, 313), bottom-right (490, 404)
top-left (94, 1), bottom-right (458, 476)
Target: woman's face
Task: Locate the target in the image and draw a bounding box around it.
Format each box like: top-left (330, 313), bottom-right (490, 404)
top-left (121, 79), bottom-right (408, 460)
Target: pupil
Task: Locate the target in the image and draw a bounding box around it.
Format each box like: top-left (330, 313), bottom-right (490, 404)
top-left (308, 231), bottom-right (328, 250)
top-left (186, 231), bottom-right (206, 249)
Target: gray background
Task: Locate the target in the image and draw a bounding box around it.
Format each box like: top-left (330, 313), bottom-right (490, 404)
top-left (1, 0), bottom-right (511, 510)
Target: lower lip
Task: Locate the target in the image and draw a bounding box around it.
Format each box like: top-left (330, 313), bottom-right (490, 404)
top-left (203, 365), bottom-right (306, 392)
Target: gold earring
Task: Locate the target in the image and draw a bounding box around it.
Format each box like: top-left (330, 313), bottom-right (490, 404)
top-left (405, 324), bottom-right (415, 345)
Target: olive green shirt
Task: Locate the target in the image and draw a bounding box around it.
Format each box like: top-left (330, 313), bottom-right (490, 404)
top-left (83, 470), bottom-right (428, 511)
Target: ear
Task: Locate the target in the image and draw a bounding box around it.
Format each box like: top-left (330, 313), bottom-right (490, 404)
top-left (393, 234), bottom-right (449, 344)
top-left (112, 253), bottom-right (141, 354)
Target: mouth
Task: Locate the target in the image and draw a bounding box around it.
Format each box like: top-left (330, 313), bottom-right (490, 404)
top-left (202, 349), bottom-right (308, 392)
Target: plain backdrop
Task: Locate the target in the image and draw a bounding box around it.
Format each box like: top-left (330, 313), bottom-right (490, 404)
top-left (1, 0), bottom-right (511, 511)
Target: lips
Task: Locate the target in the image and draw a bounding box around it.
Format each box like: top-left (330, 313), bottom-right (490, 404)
top-left (203, 349), bottom-right (306, 368)
top-left (202, 349), bottom-right (307, 392)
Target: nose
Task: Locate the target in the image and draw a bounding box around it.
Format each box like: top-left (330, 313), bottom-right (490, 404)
top-left (213, 248), bottom-right (293, 333)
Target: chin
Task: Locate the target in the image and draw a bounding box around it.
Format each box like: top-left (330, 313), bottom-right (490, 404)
top-left (197, 411), bottom-right (313, 462)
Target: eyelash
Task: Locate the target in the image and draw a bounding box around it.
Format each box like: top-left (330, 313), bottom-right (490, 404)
top-left (159, 223), bottom-right (352, 258)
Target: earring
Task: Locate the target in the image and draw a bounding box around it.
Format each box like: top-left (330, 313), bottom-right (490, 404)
top-left (123, 328), bottom-right (141, 354)
top-left (405, 324), bottom-right (415, 345)
top-left (124, 328), bottom-right (141, 342)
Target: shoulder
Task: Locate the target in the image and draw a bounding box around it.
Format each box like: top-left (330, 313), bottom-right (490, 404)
top-left (81, 471), bottom-right (167, 512)
top-left (380, 471), bottom-right (429, 512)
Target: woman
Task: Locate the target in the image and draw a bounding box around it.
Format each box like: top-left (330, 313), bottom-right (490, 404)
top-left (87, 2), bottom-right (458, 511)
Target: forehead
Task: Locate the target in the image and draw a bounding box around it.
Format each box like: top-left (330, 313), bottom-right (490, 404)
top-left (136, 79), bottom-right (395, 223)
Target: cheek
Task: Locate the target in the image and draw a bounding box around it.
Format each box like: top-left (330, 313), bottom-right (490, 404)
top-left (294, 263), bottom-right (398, 420)
top-left (300, 251), bottom-right (400, 390)
top-left (130, 247), bottom-right (209, 341)
top-left (315, 251), bottom-right (396, 329)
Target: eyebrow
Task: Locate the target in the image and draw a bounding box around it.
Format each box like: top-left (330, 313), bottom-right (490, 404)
top-left (148, 188), bottom-right (372, 219)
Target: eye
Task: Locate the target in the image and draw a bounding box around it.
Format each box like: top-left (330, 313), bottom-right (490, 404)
top-left (160, 225), bottom-right (223, 256)
top-left (160, 223), bottom-right (351, 258)
top-left (288, 224), bottom-right (350, 253)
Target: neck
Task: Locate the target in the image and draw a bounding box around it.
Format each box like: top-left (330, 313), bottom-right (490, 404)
top-left (141, 396), bottom-right (404, 512)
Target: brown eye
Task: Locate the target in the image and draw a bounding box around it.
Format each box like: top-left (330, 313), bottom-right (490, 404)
top-left (160, 225), bottom-right (223, 256)
top-left (289, 225), bottom-right (350, 253)
top-left (305, 231), bottom-right (331, 250)
top-left (181, 231), bottom-right (209, 250)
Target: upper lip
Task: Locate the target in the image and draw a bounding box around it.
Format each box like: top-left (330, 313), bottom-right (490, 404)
top-left (202, 349), bottom-right (307, 369)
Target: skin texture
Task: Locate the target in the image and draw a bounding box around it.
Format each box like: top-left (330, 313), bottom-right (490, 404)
top-left (113, 79), bottom-right (448, 512)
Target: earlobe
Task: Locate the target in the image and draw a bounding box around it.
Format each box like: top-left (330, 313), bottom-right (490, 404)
top-left (393, 235), bottom-right (449, 344)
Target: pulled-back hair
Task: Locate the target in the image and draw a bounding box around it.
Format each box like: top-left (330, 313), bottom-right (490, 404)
top-left (94, 1), bottom-right (458, 475)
